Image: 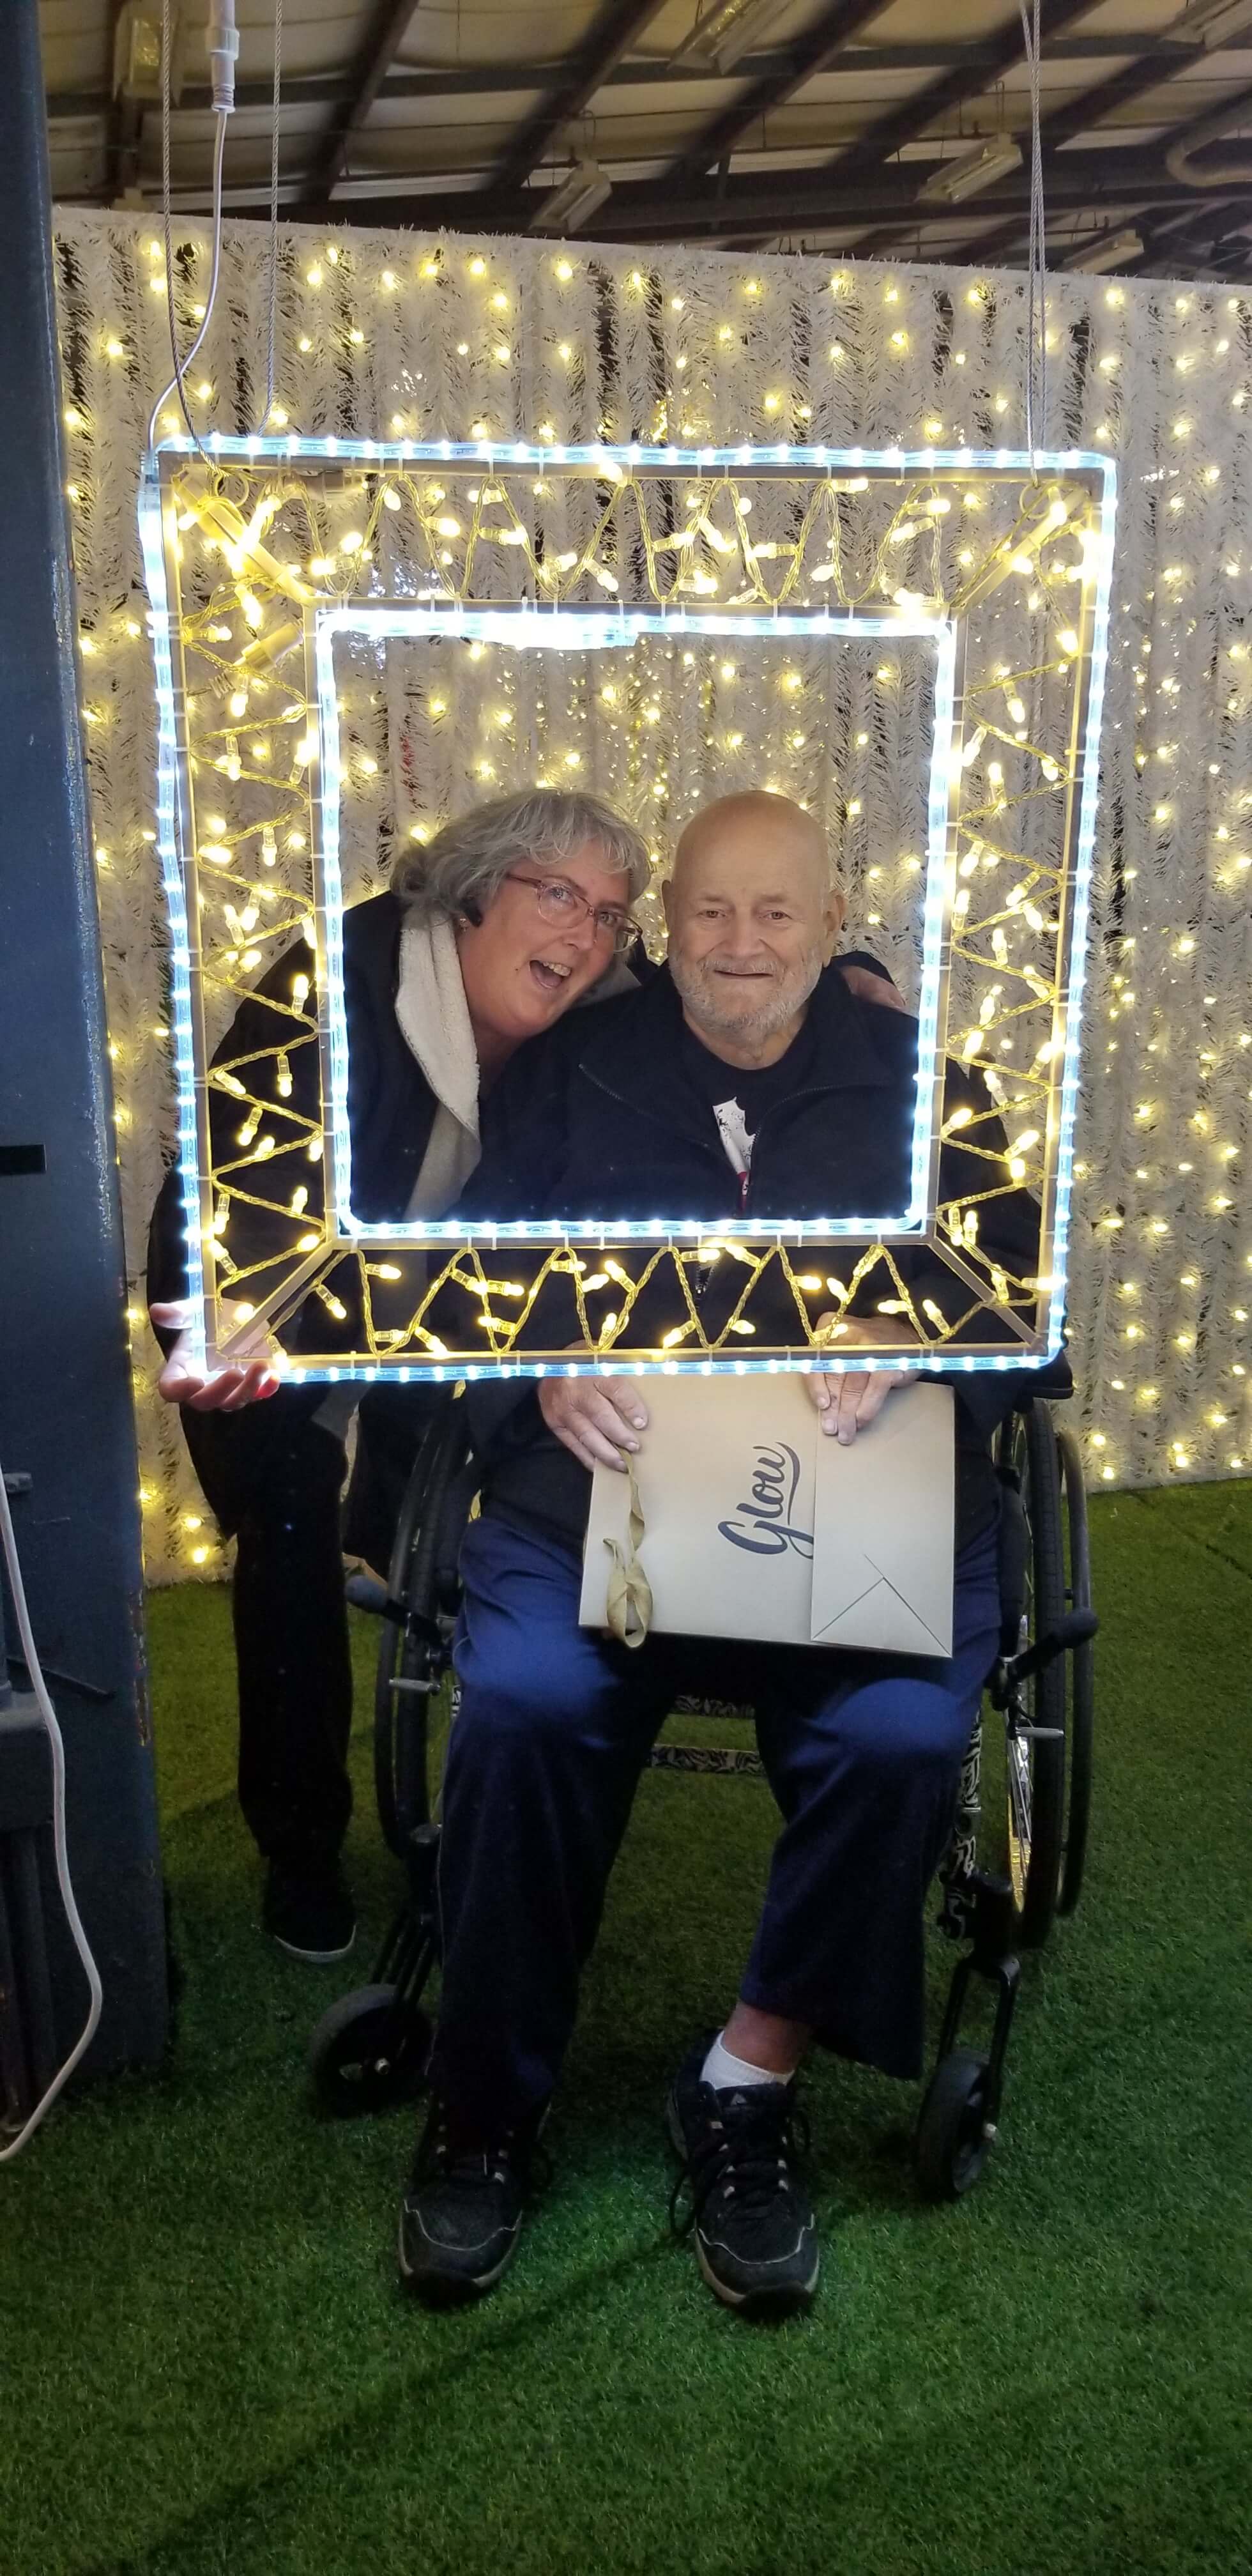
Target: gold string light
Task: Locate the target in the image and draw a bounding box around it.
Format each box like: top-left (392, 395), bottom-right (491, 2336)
top-left (153, 430), bottom-right (1101, 1474)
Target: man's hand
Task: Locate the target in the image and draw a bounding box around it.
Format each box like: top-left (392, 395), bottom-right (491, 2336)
top-left (837, 963), bottom-right (910, 1016)
top-left (804, 1312), bottom-right (917, 1445)
top-left (538, 1372), bottom-right (650, 1473)
top-left (149, 1301), bottom-right (282, 1413)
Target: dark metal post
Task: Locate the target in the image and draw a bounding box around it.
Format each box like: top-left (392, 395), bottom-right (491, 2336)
top-left (0, 0), bottom-right (167, 2082)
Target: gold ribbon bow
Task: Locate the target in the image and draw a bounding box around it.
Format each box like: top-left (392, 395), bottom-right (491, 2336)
top-left (602, 1461), bottom-right (653, 1650)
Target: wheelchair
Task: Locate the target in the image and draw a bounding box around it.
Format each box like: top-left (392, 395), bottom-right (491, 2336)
top-left (310, 1389), bottom-right (1096, 2202)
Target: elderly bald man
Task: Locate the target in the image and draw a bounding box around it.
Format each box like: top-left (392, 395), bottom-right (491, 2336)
top-left (399, 792), bottom-right (1055, 2317)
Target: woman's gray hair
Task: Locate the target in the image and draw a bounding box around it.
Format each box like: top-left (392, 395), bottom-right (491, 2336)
top-left (391, 788), bottom-right (652, 924)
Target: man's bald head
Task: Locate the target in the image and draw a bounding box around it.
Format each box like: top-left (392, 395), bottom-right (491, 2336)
top-left (671, 791), bottom-right (832, 899)
top-left (663, 790), bottom-right (846, 1066)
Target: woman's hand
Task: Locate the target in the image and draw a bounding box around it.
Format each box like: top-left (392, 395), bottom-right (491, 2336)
top-left (803, 1312), bottom-right (917, 1445)
top-left (538, 1372), bottom-right (650, 1473)
top-left (149, 1302), bottom-right (282, 1412)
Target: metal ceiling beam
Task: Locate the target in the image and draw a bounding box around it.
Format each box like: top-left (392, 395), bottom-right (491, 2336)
top-left (1183, 206), bottom-right (1252, 260)
top-left (929, 40), bottom-right (1235, 268)
top-left (594, 186), bottom-right (1252, 247)
top-left (853, 38), bottom-right (1207, 261)
top-left (102, 0), bottom-right (144, 203)
top-left (49, 77), bottom-right (326, 119)
top-left (938, 210), bottom-right (1144, 269)
top-left (1031, 45), bottom-right (1200, 153)
top-left (237, 147), bottom-right (1252, 242)
top-left (299, 0), bottom-right (421, 211)
top-left (489, 0), bottom-right (671, 194)
top-left (47, 27), bottom-right (1246, 122)
top-left (827, 0), bottom-right (1106, 182)
top-left (668, 0), bottom-right (891, 180)
top-left (1108, 201), bottom-right (1252, 277)
top-left (1133, 189), bottom-right (1252, 268)
top-left (869, 209), bottom-right (1252, 280)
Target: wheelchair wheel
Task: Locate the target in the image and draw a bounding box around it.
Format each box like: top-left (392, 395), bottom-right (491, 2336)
top-left (999, 1404), bottom-right (1067, 1950)
top-left (373, 1409), bottom-right (465, 1859)
top-left (916, 2048), bottom-right (995, 2200)
top-left (309, 1983), bottom-right (432, 2115)
top-left (1056, 1429), bottom-right (1095, 1917)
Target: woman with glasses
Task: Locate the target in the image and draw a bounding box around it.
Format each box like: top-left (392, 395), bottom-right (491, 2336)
top-left (146, 790), bottom-right (649, 1963)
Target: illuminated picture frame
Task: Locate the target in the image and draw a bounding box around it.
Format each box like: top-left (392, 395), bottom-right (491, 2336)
top-left (139, 435), bottom-right (1115, 1384)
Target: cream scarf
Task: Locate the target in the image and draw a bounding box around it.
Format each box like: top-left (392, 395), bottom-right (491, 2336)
top-left (393, 914), bottom-right (482, 1218)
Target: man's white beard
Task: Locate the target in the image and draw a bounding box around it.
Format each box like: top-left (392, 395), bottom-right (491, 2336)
top-left (669, 944), bottom-right (825, 1045)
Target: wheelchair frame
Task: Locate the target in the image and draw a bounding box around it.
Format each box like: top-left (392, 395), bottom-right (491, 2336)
top-left (312, 1394), bottom-right (1096, 2202)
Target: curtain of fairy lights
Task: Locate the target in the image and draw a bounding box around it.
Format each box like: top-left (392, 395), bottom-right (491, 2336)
top-left (51, 208), bottom-right (1251, 1579)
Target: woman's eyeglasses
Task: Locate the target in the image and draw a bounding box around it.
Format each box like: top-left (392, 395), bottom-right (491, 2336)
top-left (505, 871), bottom-right (639, 954)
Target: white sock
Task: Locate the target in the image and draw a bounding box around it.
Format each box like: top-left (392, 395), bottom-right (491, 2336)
top-left (701, 2029), bottom-right (790, 2094)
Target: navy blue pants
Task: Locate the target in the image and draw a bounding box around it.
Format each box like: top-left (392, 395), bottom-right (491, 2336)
top-left (430, 1512), bottom-right (1001, 2125)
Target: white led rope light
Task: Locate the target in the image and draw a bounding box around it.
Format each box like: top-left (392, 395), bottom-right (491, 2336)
top-left (314, 599), bottom-right (956, 1247)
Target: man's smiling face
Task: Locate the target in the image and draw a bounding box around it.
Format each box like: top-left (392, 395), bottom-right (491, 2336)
top-left (663, 792), bottom-right (846, 1064)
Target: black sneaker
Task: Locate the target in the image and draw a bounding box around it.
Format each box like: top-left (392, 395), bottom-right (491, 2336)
top-left (262, 1861), bottom-right (356, 1963)
top-left (668, 2039), bottom-right (819, 2317)
top-left (398, 2095), bottom-right (547, 2304)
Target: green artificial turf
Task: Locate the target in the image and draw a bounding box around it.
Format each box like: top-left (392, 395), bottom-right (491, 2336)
top-left (2, 1486), bottom-right (1249, 2576)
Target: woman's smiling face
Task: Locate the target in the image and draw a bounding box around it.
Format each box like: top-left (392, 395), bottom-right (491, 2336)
top-left (455, 838), bottom-right (633, 1052)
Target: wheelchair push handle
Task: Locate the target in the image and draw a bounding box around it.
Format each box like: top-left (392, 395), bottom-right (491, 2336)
top-left (1007, 1607), bottom-right (1097, 1689)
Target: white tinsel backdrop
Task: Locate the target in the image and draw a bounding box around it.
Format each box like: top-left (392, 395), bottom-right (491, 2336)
top-left (50, 207), bottom-right (1251, 1581)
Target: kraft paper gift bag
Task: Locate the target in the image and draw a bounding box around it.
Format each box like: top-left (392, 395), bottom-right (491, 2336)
top-left (808, 1382), bottom-right (954, 1657)
top-left (579, 1374), bottom-right (954, 1659)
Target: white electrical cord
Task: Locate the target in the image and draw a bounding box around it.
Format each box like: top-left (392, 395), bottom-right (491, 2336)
top-left (251, 0), bottom-right (285, 438)
top-left (146, 0), bottom-right (238, 453)
top-left (0, 1460), bottom-right (103, 2163)
top-left (1018, 0), bottom-right (1048, 466)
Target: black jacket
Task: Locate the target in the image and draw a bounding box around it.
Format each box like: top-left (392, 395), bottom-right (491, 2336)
top-left (447, 962), bottom-right (1069, 1555)
top-left (146, 892), bottom-right (439, 1351)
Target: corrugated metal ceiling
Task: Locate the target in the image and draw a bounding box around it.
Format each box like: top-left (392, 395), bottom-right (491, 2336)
top-left (40, 1), bottom-right (1252, 277)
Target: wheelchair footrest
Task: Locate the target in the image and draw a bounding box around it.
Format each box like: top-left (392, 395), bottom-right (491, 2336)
top-left (969, 1869), bottom-right (1018, 1968)
top-left (935, 1875), bottom-right (1021, 2129)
